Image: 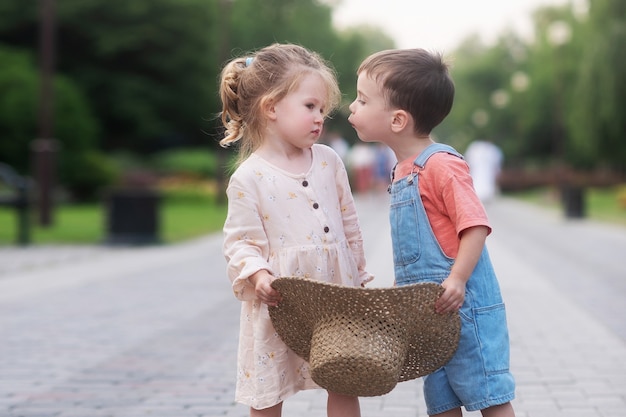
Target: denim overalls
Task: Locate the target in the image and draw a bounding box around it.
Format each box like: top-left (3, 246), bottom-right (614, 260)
top-left (389, 143), bottom-right (515, 414)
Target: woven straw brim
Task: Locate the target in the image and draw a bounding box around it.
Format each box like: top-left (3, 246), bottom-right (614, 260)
top-left (269, 277), bottom-right (460, 397)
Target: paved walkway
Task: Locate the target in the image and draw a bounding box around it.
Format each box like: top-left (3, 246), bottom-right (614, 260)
top-left (0, 194), bottom-right (625, 417)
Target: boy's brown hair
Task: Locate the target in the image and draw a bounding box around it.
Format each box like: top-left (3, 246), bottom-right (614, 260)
top-left (358, 49), bottom-right (454, 135)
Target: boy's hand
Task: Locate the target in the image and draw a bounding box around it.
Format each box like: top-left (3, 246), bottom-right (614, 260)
top-left (435, 275), bottom-right (466, 314)
top-left (434, 225), bottom-right (488, 314)
top-left (250, 270), bottom-right (282, 307)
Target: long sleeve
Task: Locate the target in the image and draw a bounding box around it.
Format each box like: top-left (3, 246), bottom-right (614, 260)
top-left (333, 153), bottom-right (374, 286)
top-left (222, 174), bottom-right (273, 301)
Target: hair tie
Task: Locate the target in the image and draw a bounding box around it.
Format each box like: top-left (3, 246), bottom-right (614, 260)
top-left (245, 57), bottom-right (254, 67)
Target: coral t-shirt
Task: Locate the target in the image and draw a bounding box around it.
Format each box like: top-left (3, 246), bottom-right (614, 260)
top-left (393, 152), bottom-right (491, 258)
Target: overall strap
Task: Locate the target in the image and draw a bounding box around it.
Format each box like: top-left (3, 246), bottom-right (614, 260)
top-left (413, 143), bottom-right (462, 168)
top-left (388, 143), bottom-right (462, 189)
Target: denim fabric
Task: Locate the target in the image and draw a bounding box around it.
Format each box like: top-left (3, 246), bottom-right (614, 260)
top-left (389, 143), bottom-right (515, 414)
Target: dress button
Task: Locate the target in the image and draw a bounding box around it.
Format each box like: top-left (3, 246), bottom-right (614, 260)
top-left (313, 203), bottom-right (319, 209)
top-left (323, 226), bottom-right (329, 233)
top-left (302, 180), bottom-right (308, 187)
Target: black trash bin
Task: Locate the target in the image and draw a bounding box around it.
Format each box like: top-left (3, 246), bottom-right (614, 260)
top-left (561, 185), bottom-right (585, 219)
top-left (105, 189), bottom-right (161, 245)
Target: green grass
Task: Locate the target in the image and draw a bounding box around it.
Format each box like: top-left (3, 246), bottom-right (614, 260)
top-left (506, 185), bottom-right (626, 227)
top-left (0, 196), bottom-right (227, 246)
top-left (161, 200), bottom-right (227, 242)
top-left (3, 185), bottom-right (624, 246)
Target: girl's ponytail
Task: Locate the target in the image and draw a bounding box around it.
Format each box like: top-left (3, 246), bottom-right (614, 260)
top-left (219, 58), bottom-right (247, 148)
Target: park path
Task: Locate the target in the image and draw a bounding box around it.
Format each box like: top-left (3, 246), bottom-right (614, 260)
top-left (0, 194), bottom-right (625, 417)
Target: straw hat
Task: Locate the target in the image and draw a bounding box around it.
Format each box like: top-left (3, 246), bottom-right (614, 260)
top-left (268, 277), bottom-right (460, 397)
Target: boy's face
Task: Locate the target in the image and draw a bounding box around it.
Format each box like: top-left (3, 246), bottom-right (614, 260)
top-left (348, 71), bottom-right (394, 144)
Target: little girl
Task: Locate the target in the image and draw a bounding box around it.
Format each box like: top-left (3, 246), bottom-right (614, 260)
top-left (220, 43), bottom-right (373, 417)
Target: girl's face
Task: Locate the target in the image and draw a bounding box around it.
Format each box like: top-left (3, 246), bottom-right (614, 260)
top-left (267, 73), bottom-right (328, 150)
top-left (348, 71), bottom-right (394, 144)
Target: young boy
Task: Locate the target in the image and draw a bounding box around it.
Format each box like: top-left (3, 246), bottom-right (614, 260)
top-left (348, 49), bottom-right (516, 417)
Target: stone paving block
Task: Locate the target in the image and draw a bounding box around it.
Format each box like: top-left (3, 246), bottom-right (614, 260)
top-left (224, 407), bottom-right (249, 417)
top-left (589, 394), bottom-right (626, 410)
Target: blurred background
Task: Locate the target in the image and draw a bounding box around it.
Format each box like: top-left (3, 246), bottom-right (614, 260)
top-left (0, 0), bottom-right (624, 246)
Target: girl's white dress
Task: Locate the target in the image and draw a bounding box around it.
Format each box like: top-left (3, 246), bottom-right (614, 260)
top-left (223, 144), bottom-right (372, 409)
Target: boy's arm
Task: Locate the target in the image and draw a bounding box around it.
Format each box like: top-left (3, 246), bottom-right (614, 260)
top-left (435, 225), bottom-right (489, 314)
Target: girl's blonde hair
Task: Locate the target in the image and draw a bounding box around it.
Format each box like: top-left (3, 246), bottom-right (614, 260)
top-left (219, 43), bottom-right (340, 164)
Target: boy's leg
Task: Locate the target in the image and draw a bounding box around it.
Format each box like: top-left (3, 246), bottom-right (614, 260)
top-left (481, 402), bottom-right (515, 417)
top-left (327, 391), bottom-right (361, 417)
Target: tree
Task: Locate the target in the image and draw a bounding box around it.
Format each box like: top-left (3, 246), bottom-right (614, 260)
top-left (440, 3), bottom-right (615, 173)
top-left (0, 46), bottom-right (98, 168)
top-left (0, 0), bottom-right (221, 153)
top-left (439, 34), bottom-right (526, 158)
top-left (1, 0), bottom-right (400, 178)
top-left (570, 0), bottom-right (626, 170)
top-left (0, 0), bottom-right (403, 201)
top-left (0, 46), bottom-right (115, 199)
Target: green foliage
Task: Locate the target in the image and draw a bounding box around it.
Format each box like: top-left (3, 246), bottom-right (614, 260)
top-left (228, 0), bottom-right (336, 52)
top-left (1, 0), bottom-right (394, 202)
top-left (59, 151), bottom-right (120, 201)
top-left (151, 148), bottom-right (218, 178)
top-left (59, 0), bottom-right (222, 151)
top-left (161, 198), bottom-right (227, 242)
top-left (569, 0), bottom-right (626, 168)
top-left (0, 193), bottom-right (228, 245)
top-left (0, 0), bottom-right (221, 153)
top-left (4, 0), bottom-right (621, 184)
top-left (0, 46), bottom-right (101, 194)
top-left (159, 178), bottom-right (219, 206)
top-left (0, 204), bottom-right (103, 245)
top-left (508, 186), bottom-right (626, 226)
top-left (0, 0), bottom-right (387, 160)
top-left (0, 47), bottom-right (38, 172)
top-left (442, 36), bottom-right (523, 152)
top-left (445, 1), bottom-right (626, 175)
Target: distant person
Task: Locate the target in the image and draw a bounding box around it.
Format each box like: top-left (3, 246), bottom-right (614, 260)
top-left (348, 48), bottom-right (516, 417)
top-left (465, 140), bottom-right (503, 202)
top-left (346, 142), bottom-right (375, 193)
top-left (219, 43), bottom-right (372, 417)
top-left (326, 130), bottom-right (350, 162)
top-left (373, 143), bottom-right (397, 192)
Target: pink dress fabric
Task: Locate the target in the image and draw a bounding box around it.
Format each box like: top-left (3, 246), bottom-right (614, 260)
top-left (223, 143), bottom-right (373, 409)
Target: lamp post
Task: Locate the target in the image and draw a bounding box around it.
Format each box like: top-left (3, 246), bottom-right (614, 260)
top-left (33, 0), bottom-right (59, 226)
top-left (547, 20), bottom-right (572, 168)
top-left (547, 20), bottom-right (583, 218)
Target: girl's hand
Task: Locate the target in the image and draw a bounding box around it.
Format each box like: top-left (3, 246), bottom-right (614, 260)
top-left (435, 275), bottom-right (466, 314)
top-left (250, 270), bottom-right (282, 307)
